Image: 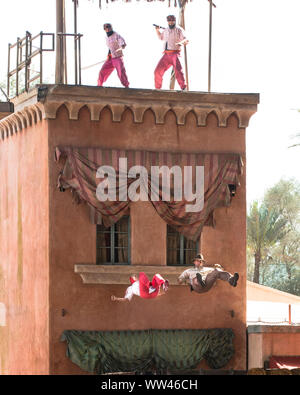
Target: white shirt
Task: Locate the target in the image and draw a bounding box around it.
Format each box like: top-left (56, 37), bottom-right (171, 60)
top-left (124, 281), bottom-right (140, 301)
top-left (106, 31), bottom-right (126, 58)
top-left (158, 27), bottom-right (186, 51)
top-left (124, 281), bottom-right (157, 301)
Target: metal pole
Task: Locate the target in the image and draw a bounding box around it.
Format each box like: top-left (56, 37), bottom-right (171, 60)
top-left (7, 43), bottom-right (11, 98)
top-left (182, 10), bottom-right (189, 91)
top-left (208, 0), bottom-right (212, 92)
top-left (28, 31), bottom-right (33, 89)
top-left (63, 5), bottom-right (67, 84)
top-left (78, 35), bottom-right (82, 85)
top-left (25, 33), bottom-right (28, 92)
top-left (16, 38), bottom-right (20, 96)
top-left (25, 32), bottom-right (31, 92)
top-left (55, 0), bottom-right (65, 83)
top-left (40, 32), bottom-right (43, 84)
top-left (74, 0), bottom-right (78, 85)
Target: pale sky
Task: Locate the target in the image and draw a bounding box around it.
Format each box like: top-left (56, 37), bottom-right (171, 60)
top-left (0, 0), bottom-right (299, 206)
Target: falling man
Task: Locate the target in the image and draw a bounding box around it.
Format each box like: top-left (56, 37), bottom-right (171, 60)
top-left (111, 272), bottom-right (169, 302)
top-left (178, 253), bottom-right (239, 294)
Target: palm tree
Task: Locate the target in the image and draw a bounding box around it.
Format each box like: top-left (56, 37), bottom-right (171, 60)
top-left (247, 201), bottom-right (288, 283)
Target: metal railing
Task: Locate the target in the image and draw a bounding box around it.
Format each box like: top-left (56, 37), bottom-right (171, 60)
top-left (7, 31), bottom-right (55, 98)
top-left (57, 32), bottom-right (82, 85)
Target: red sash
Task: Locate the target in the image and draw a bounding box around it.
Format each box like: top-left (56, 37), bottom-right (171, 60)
top-left (164, 50), bottom-right (180, 54)
top-left (139, 272), bottom-right (165, 299)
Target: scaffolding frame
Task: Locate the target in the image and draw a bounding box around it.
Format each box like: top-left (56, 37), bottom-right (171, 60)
top-left (7, 31), bottom-right (55, 98)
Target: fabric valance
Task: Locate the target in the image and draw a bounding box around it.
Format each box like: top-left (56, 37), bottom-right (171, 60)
top-left (60, 328), bottom-right (234, 374)
top-left (55, 146), bottom-right (243, 241)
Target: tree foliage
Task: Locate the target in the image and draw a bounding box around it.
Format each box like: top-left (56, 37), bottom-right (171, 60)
top-left (289, 133), bottom-right (300, 148)
top-left (288, 110), bottom-right (300, 148)
top-left (247, 201), bottom-right (288, 283)
top-left (247, 178), bottom-right (300, 295)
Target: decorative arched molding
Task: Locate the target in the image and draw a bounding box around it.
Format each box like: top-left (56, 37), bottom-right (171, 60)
top-left (0, 85), bottom-right (259, 141)
top-left (22, 111), bottom-right (32, 129)
top-left (13, 113), bottom-right (24, 132)
top-left (235, 109), bottom-right (258, 128)
top-left (127, 105), bottom-right (148, 123)
top-left (193, 108), bottom-right (211, 127)
top-left (6, 117), bottom-right (17, 135)
top-left (172, 106), bottom-right (194, 125)
top-left (109, 104), bottom-right (126, 122)
top-left (205, 110), bottom-right (219, 126)
top-left (64, 102), bottom-right (85, 120)
top-left (0, 102), bottom-right (45, 140)
top-left (34, 102), bottom-right (45, 120)
top-left (86, 103), bottom-right (106, 121)
top-left (119, 106), bottom-right (135, 123)
top-left (183, 109), bottom-right (198, 125)
top-left (151, 105), bottom-right (171, 124)
top-left (217, 109), bottom-right (235, 127)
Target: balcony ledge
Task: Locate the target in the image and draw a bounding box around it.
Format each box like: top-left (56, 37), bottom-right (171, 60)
top-left (74, 264), bottom-right (189, 285)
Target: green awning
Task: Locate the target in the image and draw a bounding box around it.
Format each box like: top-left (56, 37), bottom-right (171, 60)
top-left (61, 328), bottom-right (234, 374)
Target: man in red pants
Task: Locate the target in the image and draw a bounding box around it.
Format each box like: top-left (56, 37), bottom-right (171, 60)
top-left (154, 15), bottom-right (188, 90)
top-left (97, 23), bottom-right (130, 88)
top-left (111, 272), bottom-right (169, 302)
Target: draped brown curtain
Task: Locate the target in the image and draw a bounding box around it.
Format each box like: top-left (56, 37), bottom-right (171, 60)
top-left (55, 146), bottom-right (243, 241)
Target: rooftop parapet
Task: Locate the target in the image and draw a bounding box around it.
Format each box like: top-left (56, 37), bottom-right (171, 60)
top-left (0, 84), bottom-right (259, 140)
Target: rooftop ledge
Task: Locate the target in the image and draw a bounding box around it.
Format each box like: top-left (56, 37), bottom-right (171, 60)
top-left (74, 264), bottom-right (188, 285)
top-left (0, 84), bottom-right (259, 139)
top-left (247, 325), bottom-right (300, 334)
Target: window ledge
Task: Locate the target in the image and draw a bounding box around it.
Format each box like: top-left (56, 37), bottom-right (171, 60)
top-left (74, 264), bottom-right (186, 285)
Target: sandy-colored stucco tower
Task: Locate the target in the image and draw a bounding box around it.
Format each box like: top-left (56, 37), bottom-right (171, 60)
top-left (0, 83), bottom-right (258, 374)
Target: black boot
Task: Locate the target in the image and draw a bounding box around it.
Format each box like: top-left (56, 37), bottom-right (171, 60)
top-left (196, 273), bottom-right (205, 287)
top-left (190, 285), bottom-right (194, 292)
top-left (229, 273), bottom-right (239, 287)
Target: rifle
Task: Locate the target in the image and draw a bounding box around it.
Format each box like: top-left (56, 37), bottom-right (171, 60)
top-left (153, 24), bottom-right (165, 29)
